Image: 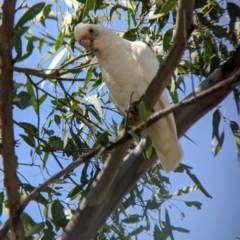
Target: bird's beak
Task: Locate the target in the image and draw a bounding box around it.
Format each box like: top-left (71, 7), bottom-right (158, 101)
top-left (80, 38), bottom-right (92, 49)
top-left (75, 31), bottom-right (96, 52)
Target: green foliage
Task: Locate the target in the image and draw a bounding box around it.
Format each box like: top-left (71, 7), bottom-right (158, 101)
top-left (0, 0), bottom-right (239, 239)
top-left (144, 135), bottom-right (153, 159)
top-left (138, 100), bottom-right (148, 124)
top-left (211, 108), bottom-right (224, 155)
top-left (229, 120), bottom-right (240, 158)
top-left (15, 2), bottom-right (46, 30)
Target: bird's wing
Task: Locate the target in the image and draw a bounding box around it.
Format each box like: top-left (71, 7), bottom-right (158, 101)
top-left (130, 41), bottom-right (159, 93)
top-left (130, 41), bottom-right (182, 172)
top-left (130, 41), bottom-right (177, 133)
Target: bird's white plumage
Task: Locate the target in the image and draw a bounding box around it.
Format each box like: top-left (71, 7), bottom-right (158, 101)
top-left (74, 23), bottom-right (183, 172)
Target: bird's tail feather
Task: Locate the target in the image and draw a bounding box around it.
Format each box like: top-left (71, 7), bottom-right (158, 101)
top-left (146, 119), bottom-right (183, 173)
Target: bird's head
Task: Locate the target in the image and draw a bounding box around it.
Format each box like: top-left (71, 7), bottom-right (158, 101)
top-left (74, 23), bottom-right (116, 54)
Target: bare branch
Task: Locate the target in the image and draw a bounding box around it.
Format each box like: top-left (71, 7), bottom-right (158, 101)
top-left (13, 56), bottom-right (91, 80)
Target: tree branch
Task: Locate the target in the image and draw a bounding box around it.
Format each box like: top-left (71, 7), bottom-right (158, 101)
top-left (0, 0), bottom-right (25, 239)
top-left (58, 45), bottom-right (240, 240)
top-left (1, 46), bottom-right (240, 238)
top-left (84, 140), bottom-right (132, 207)
top-left (0, 144), bottom-right (103, 239)
top-left (176, 45), bottom-right (240, 136)
top-left (140, 0), bottom-right (194, 111)
top-left (13, 57), bottom-right (91, 80)
top-left (2, 0), bottom-right (240, 238)
top-left (147, 70), bottom-right (240, 135)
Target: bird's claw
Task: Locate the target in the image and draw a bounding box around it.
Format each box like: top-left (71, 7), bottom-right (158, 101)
top-left (129, 100), bottom-right (140, 116)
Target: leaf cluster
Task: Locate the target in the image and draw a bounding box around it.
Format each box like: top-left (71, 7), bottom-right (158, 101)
top-left (0, 0), bottom-right (239, 239)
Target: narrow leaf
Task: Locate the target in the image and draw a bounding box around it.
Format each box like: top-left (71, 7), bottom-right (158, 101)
top-left (144, 135), bottom-right (152, 159)
top-left (147, 13), bottom-right (165, 20)
top-left (212, 108), bottom-right (221, 142)
top-left (121, 214), bottom-right (141, 224)
top-left (122, 194), bottom-right (135, 210)
top-left (84, 70), bottom-right (92, 90)
top-left (17, 39), bottom-right (34, 62)
top-left (25, 222), bottom-right (45, 237)
top-left (146, 200), bottom-right (162, 210)
top-left (26, 78), bottom-right (36, 99)
top-left (21, 212), bottom-right (36, 230)
top-left (160, 0), bottom-right (176, 13)
top-left (18, 122), bottom-right (38, 135)
top-left (54, 114), bottom-right (61, 127)
top-left (183, 134), bottom-right (198, 145)
top-left (139, 101), bottom-right (148, 124)
top-left (46, 48), bottom-right (67, 74)
top-left (13, 31), bottom-right (22, 54)
top-left (129, 225), bottom-right (144, 236)
top-left (154, 224), bottom-right (162, 240)
top-left (184, 201), bottom-right (202, 210)
top-left (39, 94), bottom-right (47, 105)
top-left (14, 91), bottom-right (35, 109)
top-left (171, 226), bottom-right (190, 233)
top-left (83, 0), bottom-right (95, 18)
top-left (110, 4), bottom-right (128, 21)
top-left (67, 186), bottom-right (82, 200)
top-left (15, 2), bottom-right (46, 30)
top-left (51, 200), bottom-right (65, 221)
top-left (63, 129), bottom-right (68, 149)
top-left (186, 170), bottom-right (212, 198)
top-left (19, 134), bottom-right (35, 148)
top-left (55, 30), bottom-right (63, 50)
top-left (85, 95), bottom-right (103, 119)
top-left (173, 184), bottom-right (199, 196)
top-left (0, 192), bottom-right (3, 215)
top-left (165, 209), bottom-right (174, 240)
top-left (230, 121), bottom-right (240, 159)
top-left (233, 88), bottom-right (240, 114)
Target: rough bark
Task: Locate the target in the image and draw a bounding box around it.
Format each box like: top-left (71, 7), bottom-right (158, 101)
top-left (0, 0), bottom-right (25, 239)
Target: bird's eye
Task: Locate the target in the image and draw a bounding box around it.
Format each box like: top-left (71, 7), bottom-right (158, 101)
top-left (88, 28), bottom-right (99, 37)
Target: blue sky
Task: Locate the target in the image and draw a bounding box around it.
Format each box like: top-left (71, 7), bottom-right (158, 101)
top-left (172, 93), bottom-right (240, 240)
top-left (0, 0), bottom-right (240, 239)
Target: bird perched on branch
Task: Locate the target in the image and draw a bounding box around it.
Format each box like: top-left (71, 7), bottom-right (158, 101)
top-left (74, 23), bottom-right (182, 172)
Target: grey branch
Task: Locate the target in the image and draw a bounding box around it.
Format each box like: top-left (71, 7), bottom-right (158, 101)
top-left (59, 45), bottom-right (240, 239)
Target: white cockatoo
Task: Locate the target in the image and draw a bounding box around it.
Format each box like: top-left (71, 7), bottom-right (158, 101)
top-left (74, 23), bottom-right (182, 172)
